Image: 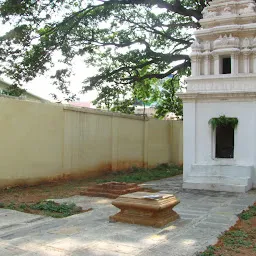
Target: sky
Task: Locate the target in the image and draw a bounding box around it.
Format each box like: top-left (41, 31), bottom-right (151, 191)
top-left (2, 54), bottom-right (98, 103)
top-left (24, 58), bottom-right (98, 103)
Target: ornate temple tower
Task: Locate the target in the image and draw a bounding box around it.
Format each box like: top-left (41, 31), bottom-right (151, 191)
top-left (179, 0), bottom-right (256, 192)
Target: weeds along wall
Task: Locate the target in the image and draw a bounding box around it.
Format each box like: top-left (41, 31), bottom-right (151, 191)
top-left (0, 96), bottom-right (183, 188)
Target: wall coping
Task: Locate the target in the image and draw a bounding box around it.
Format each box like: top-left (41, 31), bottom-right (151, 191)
top-left (0, 94), bottom-right (174, 121)
top-left (0, 94), bottom-right (150, 121)
top-left (0, 93), bottom-right (47, 102)
top-left (63, 106), bottom-right (149, 121)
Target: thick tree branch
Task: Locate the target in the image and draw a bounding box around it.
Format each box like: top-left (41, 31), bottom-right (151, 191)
top-left (119, 17), bottom-right (192, 45)
top-left (101, 0), bottom-right (203, 20)
top-left (122, 58), bottom-right (190, 82)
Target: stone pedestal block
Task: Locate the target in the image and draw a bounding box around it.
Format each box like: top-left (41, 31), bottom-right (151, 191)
top-left (80, 182), bottom-right (142, 198)
top-left (109, 192), bottom-right (180, 228)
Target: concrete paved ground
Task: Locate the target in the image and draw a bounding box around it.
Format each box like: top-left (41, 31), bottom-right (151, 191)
top-left (0, 175), bottom-right (255, 256)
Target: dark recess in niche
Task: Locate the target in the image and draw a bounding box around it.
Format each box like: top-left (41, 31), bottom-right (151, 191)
top-left (215, 124), bottom-right (234, 158)
top-left (222, 57), bottom-right (231, 74)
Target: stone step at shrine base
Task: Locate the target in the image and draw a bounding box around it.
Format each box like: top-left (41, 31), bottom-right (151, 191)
top-left (80, 182), bottom-right (143, 199)
top-left (109, 192), bottom-right (180, 228)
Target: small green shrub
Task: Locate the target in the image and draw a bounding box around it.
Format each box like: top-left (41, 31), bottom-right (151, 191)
top-left (223, 230), bottom-right (252, 248)
top-left (18, 203), bottom-right (28, 210)
top-left (1, 201), bottom-right (83, 218)
top-left (196, 246), bottom-right (216, 256)
top-left (96, 163), bottom-right (183, 184)
top-left (209, 115), bottom-right (238, 129)
top-left (30, 201), bottom-right (82, 217)
top-left (239, 205), bottom-right (256, 220)
top-left (7, 202), bottom-right (15, 210)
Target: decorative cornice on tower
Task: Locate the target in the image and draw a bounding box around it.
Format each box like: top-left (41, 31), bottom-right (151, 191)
top-left (188, 0), bottom-right (256, 83)
top-left (185, 0), bottom-right (256, 95)
top-left (252, 37), bottom-right (256, 49)
top-left (178, 91), bottom-right (256, 102)
top-left (239, 2), bottom-right (256, 14)
top-left (190, 40), bottom-right (202, 56)
top-left (203, 41), bottom-right (211, 52)
top-left (213, 34), bottom-right (240, 50)
top-left (200, 0), bottom-right (256, 29)
top-left (185, 74), bottom-right (256, 93)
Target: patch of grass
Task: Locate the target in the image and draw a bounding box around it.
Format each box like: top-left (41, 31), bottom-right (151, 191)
top-left (196, 245), bottom-right (216, 256)
top-left (239, 205), bottom-right (256, 220)
top-left (7, 202), bottom-right (16, 210)
top-left (222, 230), bottom-right (252, 248)
top-left (30, 201), bottom-right (83, 217)
top-left (95, 163), bottom-right (183, 184)
top-left (0, 200), bottom-right (83, 218)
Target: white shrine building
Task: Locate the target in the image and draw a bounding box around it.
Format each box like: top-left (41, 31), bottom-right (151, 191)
top-left (179, 0), bottom-right (256, 192)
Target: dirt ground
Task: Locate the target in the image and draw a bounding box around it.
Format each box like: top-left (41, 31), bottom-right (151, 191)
top-left (0, 164), bottom-right (180, 204)
top-left (0, 179), bottom-right (97, 204)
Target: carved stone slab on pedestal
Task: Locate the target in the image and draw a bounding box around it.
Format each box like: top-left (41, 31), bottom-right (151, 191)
top-left (109, 192), bottom-right (180, 228)
top-left (80, 182), bottom-right (143, 199)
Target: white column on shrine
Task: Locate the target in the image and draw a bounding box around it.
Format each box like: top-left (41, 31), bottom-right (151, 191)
top-left (253, 50), bottom-right (256, 73)
top-left (196, 56), bottom-right (201, 76)
top-left (231, 52), bottom-right (239, 75)
top-left (213, 54), bottom-right (220, 75)
top-left (191, 56), bottom-right (201, 76)
top-left (191, 56), bottom-right (197, 76)
top-left (243, 50), bottom-right (250, 73)
top-left (204, 54), bottom-right (210, 75)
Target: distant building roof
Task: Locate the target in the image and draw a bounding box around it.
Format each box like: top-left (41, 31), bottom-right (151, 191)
top-left (68, 101), bottom-right (95, 108)
top-left (164, 112), bottom-right (182, 120)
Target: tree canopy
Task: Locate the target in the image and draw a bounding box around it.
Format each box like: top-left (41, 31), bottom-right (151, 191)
top-left (0, 0), bottom-right (210, 116)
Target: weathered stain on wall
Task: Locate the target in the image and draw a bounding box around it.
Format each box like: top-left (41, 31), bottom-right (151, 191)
top-left (0, 96), bottom-right (183, 188)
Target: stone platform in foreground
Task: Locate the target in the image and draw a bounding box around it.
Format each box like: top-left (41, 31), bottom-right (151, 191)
top-left (110, 192), bottom-right (180, 227)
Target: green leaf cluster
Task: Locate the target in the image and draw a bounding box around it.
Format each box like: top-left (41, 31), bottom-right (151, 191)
top-left (239, 205), bottom-right (256, 220)
top-left (208, 115), bottom-right (238, 129)
top-left (0, 85), bottom-right (26, 97)
top-left (30, 200), bottom-right (82, 217)
top-left (0, 200), bottom-right (83, 218)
